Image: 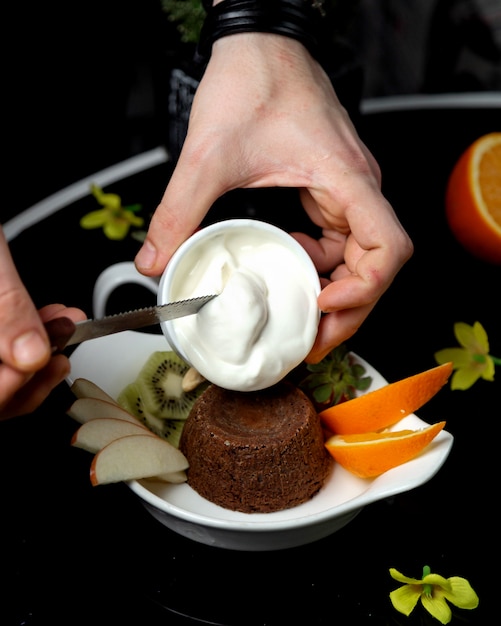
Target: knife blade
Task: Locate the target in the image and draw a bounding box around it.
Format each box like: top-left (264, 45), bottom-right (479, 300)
top-left (44, 295), bottom-right (217, 351)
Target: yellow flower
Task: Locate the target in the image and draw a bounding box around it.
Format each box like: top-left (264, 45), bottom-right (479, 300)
top-left (389, 566), bottom-right (479, 624)
top-left (80, 184), bottom-right (144, 240)
top-left (434, 321), bottom-right (499, 390)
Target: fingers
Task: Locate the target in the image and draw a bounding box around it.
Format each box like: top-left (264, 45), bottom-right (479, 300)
top-left (0, 306), bottom-right (85, 421)
top-left (303, 227), bottom-right (411, 360)
top-left (0, 366), bottom-right (32, 419)
top-left (290, 231), bottom-right (348, 274)
top-left (38, 304), bottom-right (87, 325)
top-left (294, 182), bottom-right (413, 361)
top-left (0, 354), bottom-right (71, 421)
top-left (1, 228), bottom-right (87, 419)
top-left (303, 229), bottom-right (411, 361)
top-left (306, 302), bottom-right (376, 364)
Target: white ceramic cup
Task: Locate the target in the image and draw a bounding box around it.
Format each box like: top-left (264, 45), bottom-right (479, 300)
top-left (93, 219), bottom-right (321, 391)
top-left (93, 261), bottom-right (159, 319)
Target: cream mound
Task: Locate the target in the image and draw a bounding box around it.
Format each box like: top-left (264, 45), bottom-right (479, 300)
top-left (167, 224), bottom-right (320, 392)
top-left (179, 382), bottom-right (333, 514)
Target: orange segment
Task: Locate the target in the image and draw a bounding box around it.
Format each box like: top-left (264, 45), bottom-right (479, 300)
top-left (325, 421), bottom-right (446, 478)
top-left (445, 132), bottom-right (501, 265)
top-left (318, 362), bottom-right (452, 435)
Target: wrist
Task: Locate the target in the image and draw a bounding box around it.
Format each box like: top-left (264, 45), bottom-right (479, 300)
top-left (198, 0), bottom-right (326, 63)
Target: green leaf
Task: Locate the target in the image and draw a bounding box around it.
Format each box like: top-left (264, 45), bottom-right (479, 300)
top-left (298, 343), bottom-right (372, 410)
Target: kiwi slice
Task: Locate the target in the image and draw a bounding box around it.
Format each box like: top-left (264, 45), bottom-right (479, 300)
top-left (135, 351), bottom-right (207, 420)
top-left (117, 381), bottom-right (185, 447)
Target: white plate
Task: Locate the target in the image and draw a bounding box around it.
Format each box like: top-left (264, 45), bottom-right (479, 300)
top-left (67, 331), bottom-right (453, 551)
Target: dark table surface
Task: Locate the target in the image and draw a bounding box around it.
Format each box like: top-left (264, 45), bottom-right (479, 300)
top-left (2, 97), bottom-right (499, 625)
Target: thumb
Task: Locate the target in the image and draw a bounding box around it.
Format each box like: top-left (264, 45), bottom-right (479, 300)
top-left (0, 228), bottom-right (51, 371)
top-left (135, 148), bottom-right (227, 277)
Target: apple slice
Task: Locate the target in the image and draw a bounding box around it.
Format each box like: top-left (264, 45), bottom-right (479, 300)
top-left (67, 397), bottom-right (142, 425)
top-left (90, 434), bottom-right (189, 486)
top-left (71, 417), bottom-right (154, 453)
top-left (71, 378), bottom-right (117, 404)
top-left (148, 470), bottom-right (188, 484)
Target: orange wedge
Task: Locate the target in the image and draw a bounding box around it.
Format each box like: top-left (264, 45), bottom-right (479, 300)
top-left (445, 132), bottom-right (501, 265)
top-left (325, 421), bottom-right (446, 478)
top-left (318, 362), bottom-right (452, 435)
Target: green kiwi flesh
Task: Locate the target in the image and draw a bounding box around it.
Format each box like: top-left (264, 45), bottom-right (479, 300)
top-left (117, 381), bottom-right (185, 448)
top-left (136, 351), bottom-right (207, 420)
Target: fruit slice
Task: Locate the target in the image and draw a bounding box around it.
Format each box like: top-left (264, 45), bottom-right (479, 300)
top-left (118, 381), bottom-right (186, 447)
top-left (71, 417), bottom-right (154, 453)
top-left (90, 434), bottom-right (189, 486)
top-left (70, 378), bottom-right (117, 404)
top-left (318, 362), bottom-right (453, 435)
top-left (135, 351), bottom-right (206, 419)
top-left (445, 132), bottom-right (501, 264)
top-left (325, 421), bottom-right (446, 478)
top-left (67, 397), bottom-right (143, 426)
top-left (149, 470), bottom-right (188, 484)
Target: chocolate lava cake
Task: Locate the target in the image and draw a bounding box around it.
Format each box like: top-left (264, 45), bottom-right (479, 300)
top-left (179, 381), bottom-right (333, 513)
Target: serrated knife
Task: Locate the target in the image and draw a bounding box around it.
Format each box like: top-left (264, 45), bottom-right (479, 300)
top-left (44, 295), bottom-right (217, 352)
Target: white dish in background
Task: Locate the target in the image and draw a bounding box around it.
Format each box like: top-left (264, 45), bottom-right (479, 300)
top-left (67, 331), bottom-right (453, 551)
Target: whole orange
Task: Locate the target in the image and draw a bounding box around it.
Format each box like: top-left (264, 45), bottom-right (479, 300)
top-left (445, 132), bottom-right (501, 264)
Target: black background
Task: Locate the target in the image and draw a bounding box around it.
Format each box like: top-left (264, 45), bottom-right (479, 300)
top-left (2, 2), bottom-right (500, 625)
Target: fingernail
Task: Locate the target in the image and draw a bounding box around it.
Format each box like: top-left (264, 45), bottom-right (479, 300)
top-left (13, 330), bottom-right (48, 367)
top-left (135, 239), bottom-right (157, 270)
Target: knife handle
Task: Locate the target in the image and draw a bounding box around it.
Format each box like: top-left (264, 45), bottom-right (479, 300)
top-left (44, 317), bottom-right (77, 352)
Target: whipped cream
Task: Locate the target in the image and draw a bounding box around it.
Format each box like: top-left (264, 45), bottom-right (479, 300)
top-left (167, 223), bottom-right (320, 392)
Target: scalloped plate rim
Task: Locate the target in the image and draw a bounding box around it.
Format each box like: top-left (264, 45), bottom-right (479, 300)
top-left (67, 331), bottom-right (453, 538)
